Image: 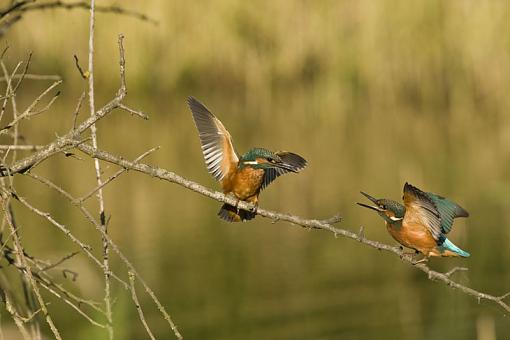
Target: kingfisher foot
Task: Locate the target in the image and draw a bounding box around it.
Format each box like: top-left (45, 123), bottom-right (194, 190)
top-left (248, 202), bottom-right (258, 213)
top-left (399, 251), bottom-right (424, 263)
top-left (411, 257), bottom-right (429, 265)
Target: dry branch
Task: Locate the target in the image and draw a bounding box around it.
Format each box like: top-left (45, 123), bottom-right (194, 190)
top-left (0, 0), bottom-right (156, 37)
top-left (0, 2), bottom-right (183, 339)
top-left (73, 143), bottom-right (510, 315)
top-left (86, 2), bottom-right (112, 338)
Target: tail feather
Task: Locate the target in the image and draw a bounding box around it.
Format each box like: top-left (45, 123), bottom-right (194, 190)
top-left (440, 238), bottom-right (470, 257)
top-left (218, 204), bottom-right (255, 222)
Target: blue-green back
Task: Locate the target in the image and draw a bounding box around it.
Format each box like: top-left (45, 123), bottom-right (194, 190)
top-left (426, 192), bottom-right (469, 234)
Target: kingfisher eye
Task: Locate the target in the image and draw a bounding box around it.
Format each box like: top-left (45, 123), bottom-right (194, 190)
top-left (267, 157), bottom-right (275, 163)
top-left (380, 204), bottom-right (386, 209)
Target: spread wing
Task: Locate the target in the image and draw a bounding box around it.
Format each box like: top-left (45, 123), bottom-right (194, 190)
top-left (402, 183), bottom-right (444, 244)
top-left (187, 97), bottom-right (239, 181)
top-left (426, 192), bottom-right (469, 234)
top-left (261, 152), bottom-right (307, 190)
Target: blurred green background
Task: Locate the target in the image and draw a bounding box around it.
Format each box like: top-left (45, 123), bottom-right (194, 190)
top-left (2, 0), bottom-right (510, 339)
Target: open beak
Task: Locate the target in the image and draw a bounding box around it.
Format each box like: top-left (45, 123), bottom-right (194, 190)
top-left (357, 191), bottom-right (383, 212)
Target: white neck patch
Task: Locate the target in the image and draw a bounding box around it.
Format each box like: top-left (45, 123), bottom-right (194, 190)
top-left (244, 160), bottom-right (258, 165)
top-left (389, 216), bottom-right (403, 221)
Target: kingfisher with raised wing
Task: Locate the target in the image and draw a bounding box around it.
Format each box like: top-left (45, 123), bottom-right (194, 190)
top-left (357, 182), bottom-right (470, 258)
top-left (188, 97), bottom-right (307, 222)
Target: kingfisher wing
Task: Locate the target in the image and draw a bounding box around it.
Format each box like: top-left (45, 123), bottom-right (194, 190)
top-left (261, 152), bottom-right (307, 190)
top-left (402, 183), bottom-right (443, 243)
top-left (188, 97), bottom-right (239, 181)
top-left (426, 192), bottom-right (469, 234)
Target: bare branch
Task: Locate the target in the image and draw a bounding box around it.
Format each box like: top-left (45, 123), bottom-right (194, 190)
top-left (0, 74), bottom-right (61, 82)
top-left (12, 51), bottom-right (32, 93)
top-left (72, 91), bottom-right (86, 130)
top-left (0, 36), bottom-right (136, 176)
top-left (117, 103), bottom-right (148, 120)
top-left (21, 1), bottom-right (157, 24)
top-left (129, 272), bottom-right (155, 340)
top-left (0, 145), bottom-right (44, 151)
top-left (79, 146), bottom-right (160, 202)
top-left (445, 267), bottom-right (468, 278)
top-left (76, 143), bottom-right (510, 315)
top-left (86, 2), bottom-right (113, 337)
top-left (319, 213), bottom-right (342, 225)
top-left (26, 172), bottom-right (183, 339)
top-left (0, 61), bottom-right (22, 123)
top-left (38, 251), bottom-right (80, 272)
top-left (0, 79), bottom-right (62, 134)
top-left (73, 55), bottom-right (87, 79)
top-left (4, 293), bottom-right (32, 340)
top-left (2, 197), bottom-right (62, 339)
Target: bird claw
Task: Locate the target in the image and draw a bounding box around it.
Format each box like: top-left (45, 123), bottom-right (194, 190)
top-left (412, 258), bottom-right (429, 265)
top-left (399, 250), bottom-right (427, 265)
top-left (248, 203), bottom-right (258, 213)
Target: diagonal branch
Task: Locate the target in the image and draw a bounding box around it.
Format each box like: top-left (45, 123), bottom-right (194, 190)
top-left (75, 143), bottom-right (510, 315)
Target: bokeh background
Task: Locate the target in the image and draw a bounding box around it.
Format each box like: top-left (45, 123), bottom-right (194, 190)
top-left (2, 1), bottom-right (510, 339)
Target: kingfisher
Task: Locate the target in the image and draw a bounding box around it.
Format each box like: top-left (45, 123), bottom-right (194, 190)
top-left (357, 182), bottom-right (470, 258)
top-left (187, 97), bottom-right (307, 222)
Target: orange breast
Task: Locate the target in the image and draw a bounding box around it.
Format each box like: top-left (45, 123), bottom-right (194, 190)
top-left (386, 222), bottom-right (438, 256)
top-left (222, 166), bottom-right (265, 201)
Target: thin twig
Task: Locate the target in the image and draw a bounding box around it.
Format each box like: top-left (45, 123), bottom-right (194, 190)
top-left (0, 61), bottom-right (22, 124)
top-left (2, 198), bottom-right (62, 339)
top-left (0, 74), bottom-right (61, 82)
top-left (128, 272), bottom-right (155, 340)
top-left (4, 294), bottom-right (31, 340)
top-left (79, 146), bottom-right (160, 202)
top-left (11, 188), bottom-right (129, 290)
top-left (38, 251), bottom-right (80, 272)
top-left (0, 79), bottom-right (62, 134)
top-left (0, 145), bottom-right (44, 151)
top-left (0, 36), bottom-right (138, 173)
top-left (73, 55), bottom-right (87, 79)
top-left (72, 92), bottom-right (86, 131)
top-left (20, 1), bottom-right (158, 24)
top-left (26, 171), bottom-right (183, 339)
top-left (117, 103), bottom-right (148, 120)
top-left (12, 52), bottom-right (32, 93)
top-left (87, 2), bottom-right (113, 338)
top-left (445, 267), bottom-right (469, 278)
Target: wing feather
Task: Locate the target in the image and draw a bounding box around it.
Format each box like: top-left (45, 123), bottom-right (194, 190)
top-left (261, 152), bottom-right (307, 190)
top-left (402, 183), bottom-right (444, 244)
top-left (188, 97), bottom-right (239, 182)
top-left (426, 192), bottom-right (469, 234)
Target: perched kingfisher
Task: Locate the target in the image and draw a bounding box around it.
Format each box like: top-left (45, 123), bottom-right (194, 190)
top-left (187, 97), bottom-right (307, 222)
top-left (357, 183), bottom-right (470, 258)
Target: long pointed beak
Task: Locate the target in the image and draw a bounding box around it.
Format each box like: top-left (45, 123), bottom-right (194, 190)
top-left (357, 191), bottom-right (383, 212)
top-left (356, 202), bottom-right (383, 212)
top-left (360, 191), bottom-right (378, 204)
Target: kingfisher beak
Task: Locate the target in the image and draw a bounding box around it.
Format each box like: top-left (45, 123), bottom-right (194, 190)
top-left (357, 191), bottom-right (383, 212)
